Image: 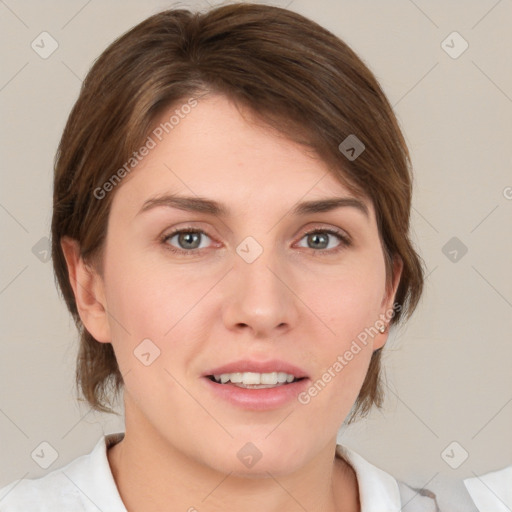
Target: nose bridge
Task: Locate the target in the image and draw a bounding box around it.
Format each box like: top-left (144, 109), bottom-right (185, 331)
top-left (236, 237), bottom-right (287, 305)
top-left (223, 235), bottom-right (298, 334)
top-left (239, 247), bottom-right (282, 296)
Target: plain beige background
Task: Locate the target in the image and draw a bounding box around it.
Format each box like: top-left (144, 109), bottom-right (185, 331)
top-left (0, 0), bottom-right (511, 510)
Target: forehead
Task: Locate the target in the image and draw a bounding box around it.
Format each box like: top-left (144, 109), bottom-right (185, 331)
top-left (110, 94), bottom-right (373, 219)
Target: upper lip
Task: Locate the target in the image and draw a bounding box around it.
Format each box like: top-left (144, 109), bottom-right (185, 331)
top-left (203, 359), bottom-right (309, 379)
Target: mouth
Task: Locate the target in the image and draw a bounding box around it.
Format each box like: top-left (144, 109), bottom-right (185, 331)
top-left (201, 360), bottom-right (310, 409)
top-left (202, 371), bottom-right (310, 410)
top-left (205, 372), bottom-right (307, 389)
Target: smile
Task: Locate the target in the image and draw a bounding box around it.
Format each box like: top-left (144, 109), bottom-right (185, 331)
top-left (209, 371), bottom-right (303, 387)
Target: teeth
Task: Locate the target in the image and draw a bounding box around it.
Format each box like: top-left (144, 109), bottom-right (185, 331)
top-left (212, 371), bottom-right (297, 385)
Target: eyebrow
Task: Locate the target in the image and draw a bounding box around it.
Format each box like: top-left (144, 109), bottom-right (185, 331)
top-left (138, 194), bottom-right (369, 219)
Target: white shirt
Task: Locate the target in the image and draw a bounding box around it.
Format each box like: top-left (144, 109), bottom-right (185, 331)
top-left (0, 432), bottom-right (440, 511)
top-left (463, 465), bottom-right (512, 512)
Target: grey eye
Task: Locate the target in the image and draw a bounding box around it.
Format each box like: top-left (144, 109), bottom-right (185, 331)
top-left (306, 232), bottom-right (329, 249)
top-left (165, 230), bottom-right (211, 251)
top-left (297, 230), bottom-right (345, 251)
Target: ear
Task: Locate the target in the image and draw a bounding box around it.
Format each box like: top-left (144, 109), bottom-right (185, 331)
top-left (60, 236), bottom-right (111, 343)
top-left (373, 254), bottom-right (403, 350)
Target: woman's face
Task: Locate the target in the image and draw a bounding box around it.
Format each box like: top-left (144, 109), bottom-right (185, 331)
top-left (90, 94), bottom-right (401, 475)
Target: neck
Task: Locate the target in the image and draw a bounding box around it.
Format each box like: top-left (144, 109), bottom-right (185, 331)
top-left (107, 406), bottom-right (360, 512)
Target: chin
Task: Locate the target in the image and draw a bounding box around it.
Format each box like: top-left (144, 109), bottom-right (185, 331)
top-left (217, 457), bottom-right (304, 478)
top-left (201, 439), bottom-right (308, 478)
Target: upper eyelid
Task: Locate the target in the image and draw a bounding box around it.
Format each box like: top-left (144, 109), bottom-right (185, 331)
top-left (163, 223), bottom-right (349, 237)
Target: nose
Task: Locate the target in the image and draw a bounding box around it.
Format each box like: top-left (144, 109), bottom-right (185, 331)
top-left (221, 246), bottom-right (299, 338)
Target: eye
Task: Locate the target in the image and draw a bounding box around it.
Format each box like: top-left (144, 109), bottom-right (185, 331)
top-left (296, 228), bottom-right (351, 254)
top-left (160, 226), bottom-right (351, 257)
top-left (161, 228), bottom-right (214, 255)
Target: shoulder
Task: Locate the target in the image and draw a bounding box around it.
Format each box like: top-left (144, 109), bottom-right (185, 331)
top-left (0, 433), bottom-right (126, 512)
top-left (463, 464), bottom-right (512, 511)
top-left (0, 452), bottom-right (94, 512)
top-left (336, 444), bottom-right (440, 512)
top-left (0, 469), bottom-right (84, 512)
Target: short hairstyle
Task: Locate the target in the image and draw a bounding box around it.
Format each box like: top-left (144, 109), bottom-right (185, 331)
top-left (51, 2), bottom-right (425, 422)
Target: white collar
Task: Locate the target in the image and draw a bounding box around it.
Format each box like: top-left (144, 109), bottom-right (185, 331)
top-left (335, 443), bottom-right (402, 511)
top-left (463, 465), bottom-right (512, 511)
top-left (63, 432), bottom-right (127, 511)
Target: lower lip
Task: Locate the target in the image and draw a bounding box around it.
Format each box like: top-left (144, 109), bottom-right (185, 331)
top-left (202, 377), bottom-right (310, 411)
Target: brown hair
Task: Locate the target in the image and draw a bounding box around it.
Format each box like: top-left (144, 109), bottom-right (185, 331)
top-left (51, 2), bottom-right (425, 421)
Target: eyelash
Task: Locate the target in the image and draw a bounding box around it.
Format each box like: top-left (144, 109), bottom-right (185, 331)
top-left (160, 226), bottom-right (352, 257)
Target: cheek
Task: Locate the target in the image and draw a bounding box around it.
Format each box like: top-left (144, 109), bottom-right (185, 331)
top-left (101, 247), bottom-right (223, 380)
top-left (297, 333), bottom-right (374, 436)
top-left (296, 255), bottom-right (385, 409)
top-left (306, 258), bottom-right (386, 342)
top-left (103, 248), bottom-right (209, 334)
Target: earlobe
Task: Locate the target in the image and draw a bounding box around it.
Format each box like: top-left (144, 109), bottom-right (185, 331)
top-left (60, 236), bottom-right (111, 343)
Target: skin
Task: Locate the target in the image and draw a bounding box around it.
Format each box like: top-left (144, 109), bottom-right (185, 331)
top-left (62, 93), bottom-right (402, 512)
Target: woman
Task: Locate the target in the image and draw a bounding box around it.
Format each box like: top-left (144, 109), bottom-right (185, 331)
top-left (0, 3), bottom-right (441, 511)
